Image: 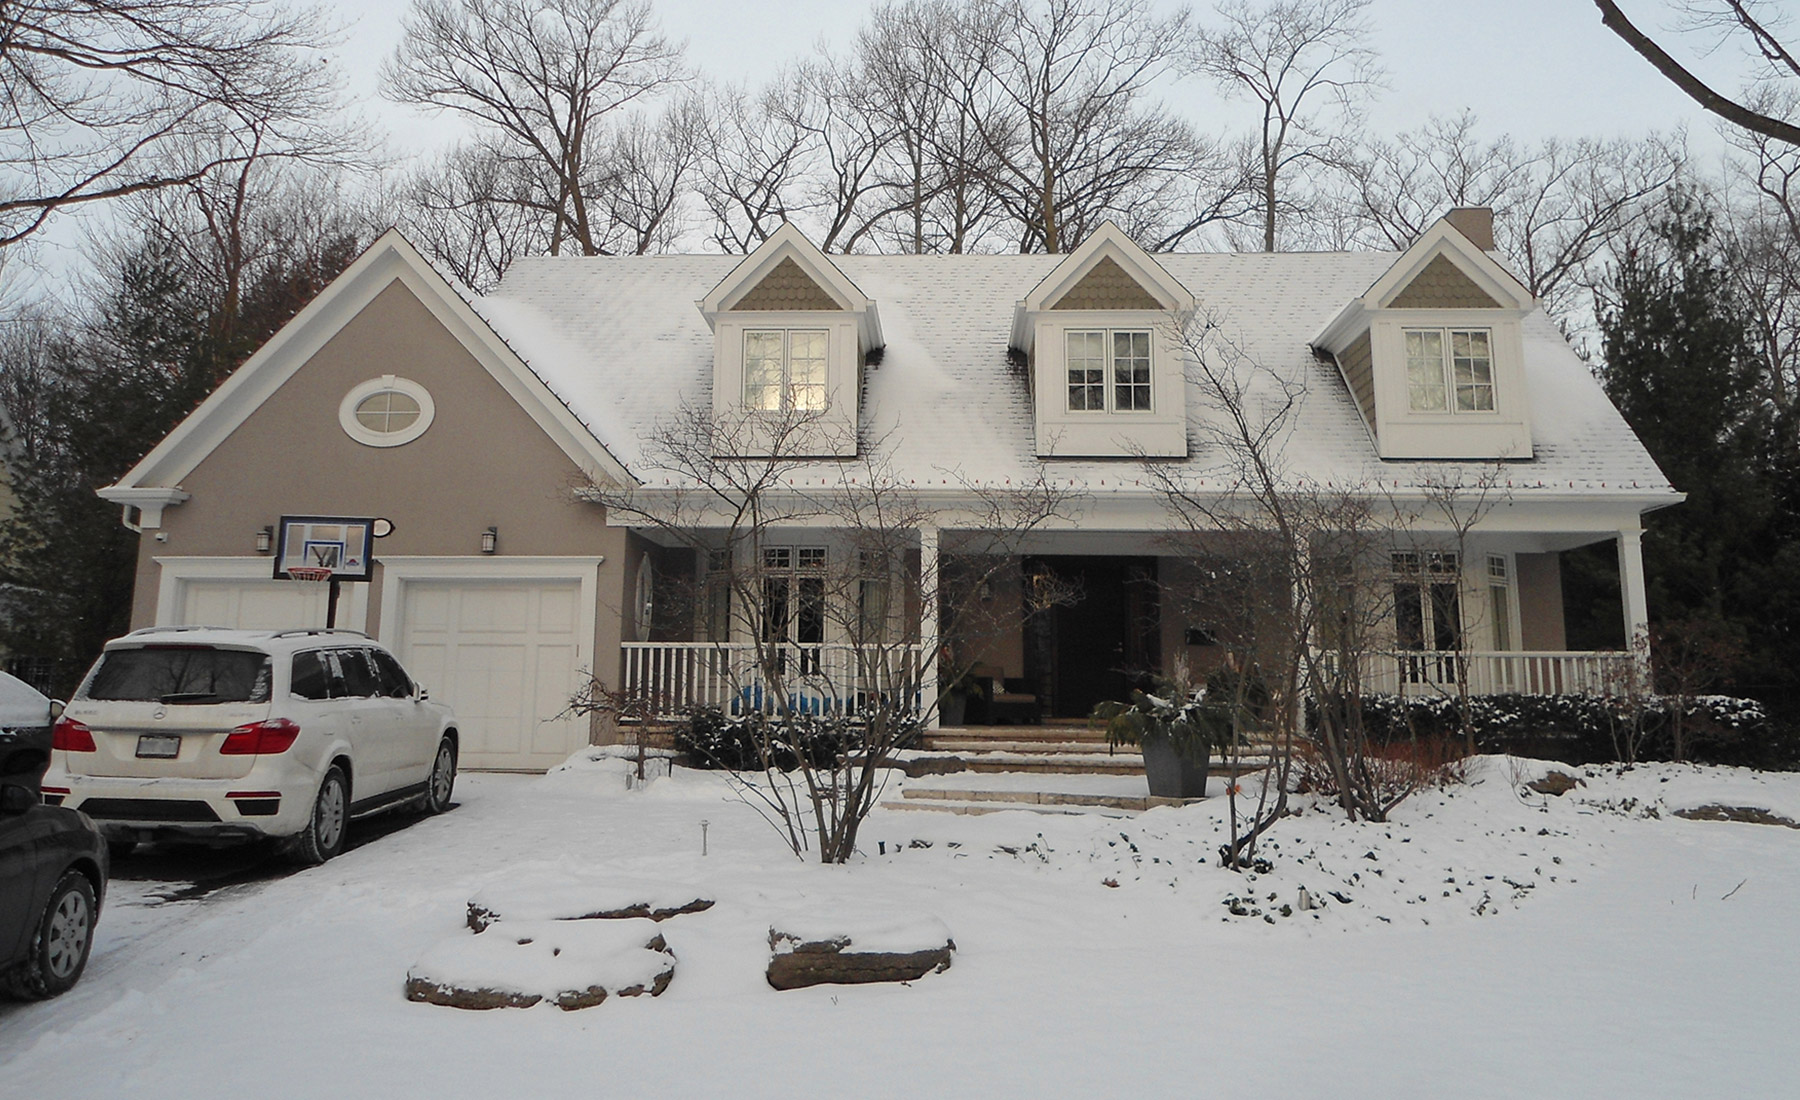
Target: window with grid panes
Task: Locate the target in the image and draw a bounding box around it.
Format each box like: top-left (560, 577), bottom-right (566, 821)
top-left (1066, 329), bottom-right (1152, 412)
top-left (744, 329), bottom-right (828, 413)
top-left (1404, 328), bottom-right (1495, 413)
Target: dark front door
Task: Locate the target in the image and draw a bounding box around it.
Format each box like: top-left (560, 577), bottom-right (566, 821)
top-left (1024, 556), bottom-right (1160, 719)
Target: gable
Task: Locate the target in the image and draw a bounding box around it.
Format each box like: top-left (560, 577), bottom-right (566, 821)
top-left (1390, 254), bottom-right (1504, 309)
top-left (1048, 256), bottom-right (1163, 310)
top-left (732, 257), bottom-right (844, 311)
top-left (176, 280), bottom-right (606, 546)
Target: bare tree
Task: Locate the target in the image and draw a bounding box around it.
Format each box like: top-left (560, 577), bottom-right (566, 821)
top-left (0, 0), bottom-right (340, 247)
top-left (397, 139), bottom-right (557, 293)
top-left (1343, 112), bottom-right (1683, 327)
top-left (584, 400), bottom-right (1081, 863)
top-left (961, 0), bottom-right (1227, 253)
top-left (1189, 0), bottom-right (1384, 252)
top-left (384, 0), bottom-right (687, 256)
top-left (1592, 0), bottom-right (1800, 146)
top-left (694, 82), bottom-right (812, 253)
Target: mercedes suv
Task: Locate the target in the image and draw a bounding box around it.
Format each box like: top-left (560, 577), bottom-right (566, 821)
top-left (43, 628), bottom-right (459, 864)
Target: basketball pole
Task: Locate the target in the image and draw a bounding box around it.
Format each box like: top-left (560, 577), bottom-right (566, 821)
top-left (327, 578), bottom-right (341, 629)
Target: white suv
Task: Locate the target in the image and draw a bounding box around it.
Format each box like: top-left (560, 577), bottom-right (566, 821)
top-left (42, 628), bottom-right (459, 864)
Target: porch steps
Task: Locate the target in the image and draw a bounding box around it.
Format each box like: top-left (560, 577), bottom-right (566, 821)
top-left (895, 787), bottom-right (1201, 814)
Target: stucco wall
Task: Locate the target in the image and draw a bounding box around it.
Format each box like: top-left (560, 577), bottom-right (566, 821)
top-left (132, 277), bottom-right (628, 682)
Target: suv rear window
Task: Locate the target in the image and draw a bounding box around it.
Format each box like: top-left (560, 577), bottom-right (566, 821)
top-left (83, 646), bottom-right (272, 704)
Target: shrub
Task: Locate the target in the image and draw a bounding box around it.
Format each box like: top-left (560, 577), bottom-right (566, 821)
top-left (676, 708), bottom-right (921, 771)
top-left (1334, 692), bottom-right (1794, 769)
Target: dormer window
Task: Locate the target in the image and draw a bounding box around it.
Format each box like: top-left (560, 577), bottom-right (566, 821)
top-left (745, 329), bottom-right (829, 412)
top-left (1067, 329), bottom-right (1153, 412)
top-left (1013, 223), bottom-right (1196, 458)
top-left (699, 224), bottom-right (882, 458)
top-left (1405, 328), bottom-right (1494, 413)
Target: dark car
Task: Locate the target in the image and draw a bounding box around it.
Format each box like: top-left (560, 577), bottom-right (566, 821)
top-left (1, 671), bottom-right (107, 1000)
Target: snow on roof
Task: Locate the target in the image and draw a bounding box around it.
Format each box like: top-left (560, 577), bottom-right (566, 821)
top-left (473, 251), bottom-right (1674, 501)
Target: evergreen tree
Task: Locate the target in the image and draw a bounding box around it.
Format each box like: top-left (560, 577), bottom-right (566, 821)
top-left (1594, 186), bottom-right (1794, 701)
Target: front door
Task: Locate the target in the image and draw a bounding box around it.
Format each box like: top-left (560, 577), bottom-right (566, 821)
top-left (1024, 557), bottom-right (1160, 719)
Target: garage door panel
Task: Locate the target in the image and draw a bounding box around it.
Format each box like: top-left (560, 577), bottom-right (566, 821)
top-left (394, 579), bottom-right (586, 771)
top-left (180, 581), bottom-right (326, 629)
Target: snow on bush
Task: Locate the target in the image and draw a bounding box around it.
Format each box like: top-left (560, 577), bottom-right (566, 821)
top-left (406, 919), bottom-right (676, 1010)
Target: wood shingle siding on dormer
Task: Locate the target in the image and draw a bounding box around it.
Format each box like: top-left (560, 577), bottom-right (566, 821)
top-left (1389, 254), bottom-right (1503, 309)
top-left (734, 257), bottom-right (844, 310)
top-left (1340, 331), bottom-right (1376, 437)
top-left (1048, 256), bottom-right (1163, 310)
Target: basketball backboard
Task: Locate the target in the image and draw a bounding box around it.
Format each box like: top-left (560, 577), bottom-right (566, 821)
top-left (273, 516), bottom-right (376, 582)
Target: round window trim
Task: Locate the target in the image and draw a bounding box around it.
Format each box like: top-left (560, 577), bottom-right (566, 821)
top-left (339, 376), bottom-right (435, 448)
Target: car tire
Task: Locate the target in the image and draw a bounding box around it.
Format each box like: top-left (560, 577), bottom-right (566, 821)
top-left (288, 766), bottom-right (349, 867)
top-left (423, 739), bottom-right (456, 815)
top-left (5, 871), bottom-right (97, 1000)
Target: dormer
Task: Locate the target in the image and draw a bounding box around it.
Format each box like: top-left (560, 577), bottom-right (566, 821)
top-left (1314, 208), bottom-right (1536, 460)
top-left (1012, 223), bottom-right (1196, 459)
top-left (699, 224), bottom-right (881, 457)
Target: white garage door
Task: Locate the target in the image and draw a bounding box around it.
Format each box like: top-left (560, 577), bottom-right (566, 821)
top-left (179, 579), bottom-right (331, 629)
top-left (393, 581), bottom-right (585, 772)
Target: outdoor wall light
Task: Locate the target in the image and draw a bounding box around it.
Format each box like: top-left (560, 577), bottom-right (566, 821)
top-left (255, 525), bottom-right (274, 554)
top-left (481, 526), bottom-right (498, 554)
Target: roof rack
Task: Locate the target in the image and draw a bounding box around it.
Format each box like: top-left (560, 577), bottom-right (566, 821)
top-left (269, 628), bottom-right (371, 640)
top-left (124, 625), bottom-right (223, 636)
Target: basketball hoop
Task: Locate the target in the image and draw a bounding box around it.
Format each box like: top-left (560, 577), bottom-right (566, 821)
top-left (287, 566), bottom-right (334, 583)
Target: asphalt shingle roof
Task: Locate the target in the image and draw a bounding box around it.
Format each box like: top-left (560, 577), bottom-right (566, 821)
top-left (475, 251), bottom-right (1675, 502)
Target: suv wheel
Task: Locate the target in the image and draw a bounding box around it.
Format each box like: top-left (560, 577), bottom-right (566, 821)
top-left (288, 766), bottom-right (349, 866)
top-left (5, 871), bottom-right (96, 1000)
top-left (423, 739), bottom-right (456, 815)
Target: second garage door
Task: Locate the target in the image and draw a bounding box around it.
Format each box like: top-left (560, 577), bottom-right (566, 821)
top-left (393, 580), bottom-right (586, 772)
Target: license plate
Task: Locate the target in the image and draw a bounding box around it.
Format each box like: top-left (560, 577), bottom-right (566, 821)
top-left (136, 734), bottom-right (181, 759)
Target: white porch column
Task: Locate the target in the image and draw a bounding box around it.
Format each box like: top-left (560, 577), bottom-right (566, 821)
top-left (920, 525), bottom-right (941, 730)
top-left (1616, 528), bottom-right (1650, 652)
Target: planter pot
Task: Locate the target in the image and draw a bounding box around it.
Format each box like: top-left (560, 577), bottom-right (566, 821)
top-left (1141, 737), bottom-right (1209, 799)
top-left (939, 692), bottom-right (967, 728)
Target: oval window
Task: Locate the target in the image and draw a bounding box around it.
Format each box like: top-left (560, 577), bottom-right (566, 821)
top-left (339, 377), bottom-right (434, 447)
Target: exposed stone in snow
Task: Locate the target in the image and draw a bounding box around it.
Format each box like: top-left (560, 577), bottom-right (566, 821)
top-left (406, 919), bottom-right (676, 1011)
top-left (766, 910), bottom-right (954, 990)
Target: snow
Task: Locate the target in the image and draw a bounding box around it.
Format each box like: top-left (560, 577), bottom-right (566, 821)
top-left (467, 866), bottom-right (711, 927)
top-left (2, 754), bottom-right (1796, 1097)
top-left (769, 909), bottom-right (952, 955)
top-left (407, 918), bottom-right (674, 1005)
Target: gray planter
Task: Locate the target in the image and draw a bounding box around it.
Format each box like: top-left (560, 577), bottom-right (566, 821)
top-left (939, 692), bottom-right (967, 727)
top-left (1141, 737), bottom-right (1209, 799)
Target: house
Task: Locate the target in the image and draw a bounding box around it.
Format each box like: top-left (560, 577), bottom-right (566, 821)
top-left (98, 210), bottom-right (1678, 771)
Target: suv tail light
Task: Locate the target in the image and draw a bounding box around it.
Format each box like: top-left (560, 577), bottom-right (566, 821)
top-left (219, 718), bottom-right (301, 756)
top-left (52, 717), bottom-right (96, 752)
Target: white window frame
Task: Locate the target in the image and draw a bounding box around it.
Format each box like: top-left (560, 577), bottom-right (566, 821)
top-left (1065, 328), bottom-right (1154, 414)
top-left (1403, 327), bottom-right (1496, 415)
top-left (743, 328), bottom-right (830, 414)
top-left (338, 376), bottom-right (435, 448)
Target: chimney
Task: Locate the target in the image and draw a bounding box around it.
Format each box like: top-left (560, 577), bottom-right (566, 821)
top-left (1444, 207), bottom-right (1495, 251)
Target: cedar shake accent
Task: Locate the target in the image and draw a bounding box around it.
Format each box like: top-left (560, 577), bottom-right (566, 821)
top-left (1048, 256), bottom-right (1163, 310)
top-left (1390, 254), bottom-right (1503, 309)
top-left (734, 257), bottom-right (844, 310)
top-left (1339, 330), bottom-right (1376, 436)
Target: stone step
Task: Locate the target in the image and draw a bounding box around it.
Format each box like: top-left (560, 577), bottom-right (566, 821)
top-left (920, 739), bottom-right (1131, 754)
top-left (898, 754), bottom-right (1146, 778)
top-left (881, 799), bottom-right (1132, 818)
top-left (901, 787), bottom-right (1202, 812)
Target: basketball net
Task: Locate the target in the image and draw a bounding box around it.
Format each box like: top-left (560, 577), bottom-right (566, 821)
top-left (287, 566), bottom-right (335, 583)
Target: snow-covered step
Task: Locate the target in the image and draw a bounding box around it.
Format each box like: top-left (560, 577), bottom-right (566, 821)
top-left (899, 787), bottom-right (1202, 812)
top-left (881, 798), bottom-right (1132, 818)
top-left (920, 739), bottom-right (1135, 755)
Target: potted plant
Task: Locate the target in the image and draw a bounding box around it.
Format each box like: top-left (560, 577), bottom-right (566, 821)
top-left (1094, 687), bottom-right (1231, 799)
top-left (936, 662), bottom-right (986, 727)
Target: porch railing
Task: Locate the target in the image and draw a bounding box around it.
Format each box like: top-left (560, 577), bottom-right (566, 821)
top-left (1326, 650), bottom-right (1636, 697)
top-left (621, 642), bottom-right (928, 719)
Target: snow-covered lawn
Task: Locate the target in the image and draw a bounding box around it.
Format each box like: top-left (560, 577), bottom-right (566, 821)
top-left (3, 753), bottom-right (1797, 1098)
